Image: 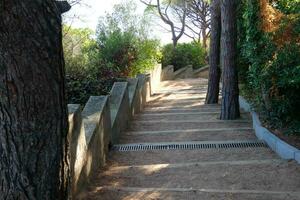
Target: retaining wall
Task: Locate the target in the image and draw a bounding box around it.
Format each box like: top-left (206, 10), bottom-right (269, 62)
top-left (239, 96), bottom-right (300, 164)
top-left (67, 64), bottom-right (163, 197)
top-left (161, 65), bottom-right (209, 80)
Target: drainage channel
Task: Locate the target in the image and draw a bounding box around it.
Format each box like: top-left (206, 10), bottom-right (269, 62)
top-left (113, 140), bottom-right (267, 152)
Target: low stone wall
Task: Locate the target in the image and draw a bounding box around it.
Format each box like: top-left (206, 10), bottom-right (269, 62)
top-left (109, 82), bottom-right (130, 145)
top-left (67, 64), bottom-right (162, 197)
top-left (161, 65), bottom-right (210, 81)
top-left (239, 96), bottom-right (300, 164)
top-left (194, 65), bottom-right (209, 79)
top-left (161, 65), bottom-right (174, 80)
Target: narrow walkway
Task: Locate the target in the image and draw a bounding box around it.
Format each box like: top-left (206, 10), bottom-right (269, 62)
top-left (80, 78), bottom-right (300, 200)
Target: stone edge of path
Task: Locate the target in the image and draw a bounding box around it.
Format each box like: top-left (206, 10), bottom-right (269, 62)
top-left (239, 96), bottom-right (300, 164)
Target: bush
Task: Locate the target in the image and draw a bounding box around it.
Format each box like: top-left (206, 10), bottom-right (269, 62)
top-left (238, 0), bottom-right (300, 134)
top-left (97, 30), bottom-right (160, 77)
top-left (63, 0), bottom-right (161, 104)
top-left (162, 42), bottom-right (206, 71)
top-left (96, 0), bottom-right (161, 77)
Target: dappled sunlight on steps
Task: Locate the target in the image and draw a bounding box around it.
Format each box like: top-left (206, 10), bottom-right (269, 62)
top-left (78, 78), bottom-right (300, 200)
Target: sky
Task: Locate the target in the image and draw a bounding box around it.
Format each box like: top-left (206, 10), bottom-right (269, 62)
top-left (63, 0), bottom-right (191, 44)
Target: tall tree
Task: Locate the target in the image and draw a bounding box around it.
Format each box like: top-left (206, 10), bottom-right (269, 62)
top-left (141, 0), bottom-right (187, 47)
top-left (185, 0), bottom-right (211, 49)
top-left (205, 0), bottom-right (221, 104)
top-left (220, 0), bottom-right (240, 119)
top-left (0, 1), bottom-right (71, 199)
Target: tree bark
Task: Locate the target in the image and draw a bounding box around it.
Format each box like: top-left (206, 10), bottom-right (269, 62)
top-left (220, 0), bottom-right (240, 120)
top-left (202, 27), bottom-right (207, 50)
top-left (0, 1), bottom-right (70, 199)
top-left (205, 0), bottom-right (221, 104)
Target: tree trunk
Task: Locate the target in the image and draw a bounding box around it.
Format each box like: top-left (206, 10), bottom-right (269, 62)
top-left (172, 38), bottom-right (178, 48)
top-left (202, 28), bottom-right (207, 50)
top-left (206, 0), bottom-right (221, 104)
top-left (0, 1), bottom-right (70, 199)
top-left (220, 0), bottom-right (240, 120)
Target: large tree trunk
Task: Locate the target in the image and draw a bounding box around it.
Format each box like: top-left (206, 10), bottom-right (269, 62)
top-left (205, 0), bottom-right (221, 104)
top-left (0, 1), bottom-right (70, 199)
top-left (220, 0), bottom-right (240, 120)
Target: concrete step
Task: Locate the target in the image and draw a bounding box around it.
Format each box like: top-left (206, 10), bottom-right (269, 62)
top-left (154, 89), bottom-right (210, 95)
top-left (135, 112), bottom-right (251, 121)
top-left (148, 98), bottom-right (206, 104)
top-left (144, 103), bottom-right (224, 110)
top-left (120, 128), bottom-right (256, 143)
top-left (160, 78), bottom-right (208, 86)
top-left (80, 187), bottom-right (300, 200)
top-left (147, 99), bottom-right (220, 107)
top-left (149, 93), bottom-right (209, 101)
top-left (144, 105), bottom-right (223, 112)
top-left (143, 107), bottom-right (222, 114)
top-left (89, 159), bottom-right (300, 193)
top-left (107, 147), bottom-right (278, 166)
top-left (129, 120), bottom-right (252, 131)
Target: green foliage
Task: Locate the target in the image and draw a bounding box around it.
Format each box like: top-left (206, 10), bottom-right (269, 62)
top-left (63, 26), bottom-right (111, 104)
top-left (63, 26), bottom-right (98, 77)
top-left (96, 0), bottom-right (160, 77)
top-left (271, 0), bottom-right (300, 14)
top-left (162, 42), bottom-right (207, 70)
top-left (63, 0), bottom-right (161, 104)
top-left (237, 0), bottom-right (300, 134)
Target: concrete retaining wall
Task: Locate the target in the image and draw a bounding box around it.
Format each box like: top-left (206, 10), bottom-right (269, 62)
top-left (109, 82), bottom-right (130, 145)
top-left (161, 65), bottom-right (210, 81)
top-left (67, 63), bottom-right (162, 197)
top-left (173, 65), bottom-right (194, 79)
top-left (239, 96), bottom-right (300, 164)
top-left (194, 65), bottom-right (209, 79)
top-left (161, 65), bottom-right (174, 81)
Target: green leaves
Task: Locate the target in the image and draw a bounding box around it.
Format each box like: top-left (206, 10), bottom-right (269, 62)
top-left (162, 42), bottom-right (207, 70)
top-left (96, 0), bottom-right (160, 77)
top-left (237, 0), bottom-right (300, 135)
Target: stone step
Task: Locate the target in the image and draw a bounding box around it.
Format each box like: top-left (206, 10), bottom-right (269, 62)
top-left (148, 98), bottom-right (206, 104)
top-left (149, 93), bottom-right (209, 101)
top-left (145, 103), bottom-right (221, 111)
top-left (143, 107), bottom-right (222, 114)
top-left (135, 112), bottom-right (251, 121)
top-left (107, 147), bottom-right (278, 166)
top-left (160, 79), bottom-right (208, 86)
top-left (129, 120), bottom-right (252, 131)
top-left (154, 89), bottom-right (210, 95)
top-left (144, 103), bottom-right (225, 110)
top-left (89, 159), bottom-right (300, 193)
top-left (120, 128), bottom-right (256, 143)
top-left (147, 99), bottom-right (220, 107)
top-left (81, 186), bottom-right (300, 200)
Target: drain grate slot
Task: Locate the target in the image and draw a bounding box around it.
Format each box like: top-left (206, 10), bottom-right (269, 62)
top-left (113, 141), bottom-right (267, 152)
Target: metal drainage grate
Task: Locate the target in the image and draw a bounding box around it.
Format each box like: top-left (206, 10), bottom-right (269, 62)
top-left (113, 141), bottom-right (267, 152)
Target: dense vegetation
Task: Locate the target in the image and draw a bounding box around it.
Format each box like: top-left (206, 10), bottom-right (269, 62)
top-left (63, 1), bottom-right (161, 104)
top-left (161, 42), bottom-right (207, 70)
top-left (237, 0), bottom-right (300, 134)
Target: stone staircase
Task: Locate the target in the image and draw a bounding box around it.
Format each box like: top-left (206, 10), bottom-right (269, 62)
top-left (78, 78), bottom-right (300, 200)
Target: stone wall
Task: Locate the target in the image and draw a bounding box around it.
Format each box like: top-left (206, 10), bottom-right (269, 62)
top-left (161, 65), bottom-right (210, 81)
top-left (67, 64), bottom-right (163, 197)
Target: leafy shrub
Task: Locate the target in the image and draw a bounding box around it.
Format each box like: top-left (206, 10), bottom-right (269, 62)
top-left (238, 0), bottom-right (300, 134)
top-left (96, 0), bottom-right (160, 77)
top-left (271, 0), bottom-right (300, 14)
top-left (63, 0), bottom-right (161, 104)
top-left (66, 75), bottom-right (114, 105)
top-left (162, 42), bottom-right (206, 71)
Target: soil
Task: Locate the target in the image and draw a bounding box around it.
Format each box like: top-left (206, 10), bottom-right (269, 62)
top-left (268, 127), bottom-right (300, 150)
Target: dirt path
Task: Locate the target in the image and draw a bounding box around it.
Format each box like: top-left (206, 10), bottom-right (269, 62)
top-left (78, 78), bottom-right (300, 200)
